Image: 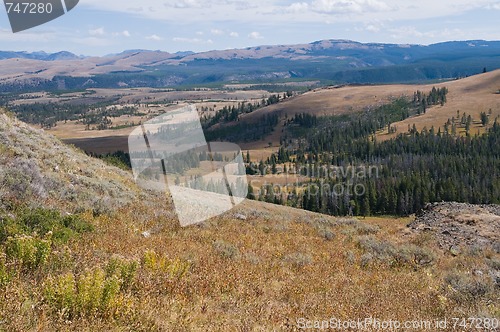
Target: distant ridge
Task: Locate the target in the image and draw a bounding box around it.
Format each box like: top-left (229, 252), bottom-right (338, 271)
top-left (0, 50), bottom-right (80, 61)
top-left (0, 39), bottom-right (499, 91)
top-left (3, 39), bottom-right (498, 62)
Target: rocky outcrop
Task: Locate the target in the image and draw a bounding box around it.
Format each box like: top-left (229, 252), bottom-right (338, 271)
top-left (408, 202), bottom-right (500, 253)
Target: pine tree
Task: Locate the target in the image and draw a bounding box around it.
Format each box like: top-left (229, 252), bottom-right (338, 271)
top-left (361, 196), bottom-right (370, 217)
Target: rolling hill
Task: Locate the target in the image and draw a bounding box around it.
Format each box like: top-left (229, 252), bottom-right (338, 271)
top-left (1, 39), bottom-right (499, 91)
top-left (232, 69), bottom-right (500, 149)
top-left (0, 107), bottom-right (499, 330)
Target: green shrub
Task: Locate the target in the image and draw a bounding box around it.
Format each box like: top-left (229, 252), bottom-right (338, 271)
top-left (0, 215), bottom-right (25, 243)
top-left (20, 209), bottom-right (93, 243)
top-left (44, 273), bottom-right (76, 318)
top-left (20, 208), bottom-right (61, 235)
top-left (44, 268), bottom-right (123, 320)
top-left (105, 257), bottom-right (138, 291)
top-left (5, 235), bottom-right (51, 270)
top-left (77, 269), bottom-right (121, 317)
top-left (142, 250), bottom-right (190, 279)
top-left (0, 208), bottom-right (93, 245)
top-left (0, 260), bottom-right (11, 288)
top-left (62, 214), bottom-right (94, 234)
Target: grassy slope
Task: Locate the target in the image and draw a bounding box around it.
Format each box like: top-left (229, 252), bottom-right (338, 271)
top-left (237, 70), bottom-right (500, 149)
top-left (0, 110), bottom-right (498, 330)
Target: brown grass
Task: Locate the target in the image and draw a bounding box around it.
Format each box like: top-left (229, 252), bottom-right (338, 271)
top-left (238, 70), bottom-right (500, 148)
top-left (1, 197), bottom-right (498, 330)
top-left (1, 74), bottom-right (499, 330)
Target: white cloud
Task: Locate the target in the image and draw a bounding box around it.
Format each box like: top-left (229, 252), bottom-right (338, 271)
top-left (357, 20), bottom-right (386, 33)
top-left (248, 31), bottom-right (263, 39)
top-left (81, 0), bottom-right (495, 25)
top-left (173, 0), bottom-right (207, 9)
top-left (0, 0), bottom-right (497, 56)
top-left (389, 26), bottom-right (434, 39)
top-left (88, 27), bottom-right (105, 36)
top-left (112, 30), bottom-right (131, 37)
top-left (309, 0), bottom-right (391, 14)
top-left (487, 1), bottom-right (500, 9)
top-left (211, 29), bottom-right (224, 35)
top-left (365, 24), bottom-right (380, 32)
top-left (146, 34), bottom-right (163, 41)
top-left (388, 26), bottom-right (485, 42)
top-left (286, 2), bottom-right (309, 13)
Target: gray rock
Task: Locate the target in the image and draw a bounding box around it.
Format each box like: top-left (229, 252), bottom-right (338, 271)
top-left (408, 202), bottom-right (500, 251)
top-left (449, 245), bottom-right (461, 256)
top-left (234, 213), bottom-right (247, 220)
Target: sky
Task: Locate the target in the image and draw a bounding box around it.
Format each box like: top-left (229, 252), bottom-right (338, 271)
top-left (0, 0), bottom-right (499, 56)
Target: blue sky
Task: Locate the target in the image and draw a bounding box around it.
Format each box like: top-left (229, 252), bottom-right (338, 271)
top-left (1, 0), bottom-right (499, 55)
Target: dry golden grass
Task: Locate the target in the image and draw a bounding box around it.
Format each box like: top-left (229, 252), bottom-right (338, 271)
top-left (378, 70), bottom-right (500, 141)
top-left (1, 80), bottom-right (499, 330)
top-left (238, 70), bottom-right (500, 149)
top-left (1, 197), bottom-right (498, 331)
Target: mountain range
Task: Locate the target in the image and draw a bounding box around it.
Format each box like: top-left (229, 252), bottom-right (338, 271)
top-left (1, 39), bottom-right (499, 91)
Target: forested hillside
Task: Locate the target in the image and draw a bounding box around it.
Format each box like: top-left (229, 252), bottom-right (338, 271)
top-left (248, 87), bottom-right (500, 217)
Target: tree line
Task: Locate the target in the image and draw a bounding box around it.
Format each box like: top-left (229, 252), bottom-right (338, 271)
top-left (247, 87), bottom-right (500, 216)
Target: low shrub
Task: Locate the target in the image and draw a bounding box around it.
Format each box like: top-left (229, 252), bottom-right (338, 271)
top-left (357, 236), bottom-right (434, 268)
top-left (344, 251), bottom-right (356, 265)
top-left (4, 234), bottom-right (51, 270)
top-left (444, 272), bottom-right (493, 303)
top-left (354, 222), bottom-right (380, 235)
top-left (212, 240), bottom-right (240, 260)
top-left (392, 245), bottom-right (435, 267)
top-left (282, 252), bottom-right (312, 268)
top-left (44, 273), bottom-right (76, 318)
top-left (105, 257), bottom-right (138, 291)
top-left (142, 250), bottom-right (190, 279)
top-left (0, 159), bottom-right (46, 201)
top-left (486, 258), bottom-right (500, 271)
top-left (0, 208), bottom-right (93, 245)
top-left (0, 259), bottom-right (11, 288)
top-left (360, 253), bottom-right (374, 268)
top-left (244, 252), bottom-right (261, 265)
top-left (44, 268), bottom-right (126, 320)
top-left (318, 227), bottom-right (335, 241)
top-left (358, 236), bottom-right (395, 259)
top-left (20, 208), bottom-right (93, 243)
top-left (0, 215), bottom-right (24, 243)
